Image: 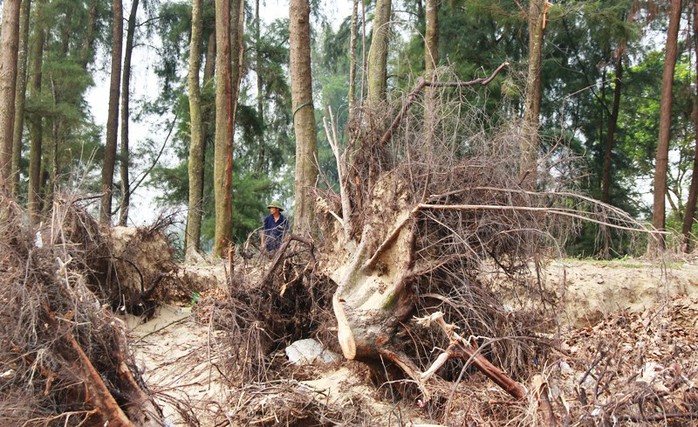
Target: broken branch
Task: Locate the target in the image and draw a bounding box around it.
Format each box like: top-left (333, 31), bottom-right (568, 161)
top-left (380, 62), bottom-right (509, 146)
top-left (415, 311), bottom-right (527, 400)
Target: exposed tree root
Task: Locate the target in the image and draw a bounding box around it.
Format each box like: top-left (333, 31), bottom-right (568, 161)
top-left (0, 195), bottom-right (165, 426)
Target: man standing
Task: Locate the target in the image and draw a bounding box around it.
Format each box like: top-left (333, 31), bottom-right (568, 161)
top-left (261, 201), bottom-right (289, 254)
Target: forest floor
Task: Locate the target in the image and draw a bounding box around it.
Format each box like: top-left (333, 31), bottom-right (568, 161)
top-left (125, 257), bottom-right (698, 426)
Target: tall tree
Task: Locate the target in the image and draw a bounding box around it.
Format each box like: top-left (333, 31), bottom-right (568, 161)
top-left (652, 0), bottom-right (683, 249)
top-left (348, 0), bottom-right (358, 117)
top-left (100, 0), bottom-right (123, 223)
top-left (186, 0), bottom-right (205, 258)
top-left (10, 0), bottom-right (31, 196)
top-left (520, 0), bottom-right (550, 186)
top-left (213, 0), bottom-right (243, 256)
top-left (290, 0), bottom-right (318, 234)
top-left (254, 0), bottom-right (265, 172)
top-left (118, 0), bottom-right (140, 225)
top-left (366, 0), bottom-right (391, 107)
top-left (0, 0), bottom-right (21, 190)
top-left (27, 0), bottom-right (45, 225)
top-left (682, 0), bottom-right (698, 252)
top-left (425, 0), bottom-right (438, 75)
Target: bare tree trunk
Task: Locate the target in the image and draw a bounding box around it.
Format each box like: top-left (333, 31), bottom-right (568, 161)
top-left (119, 0), bottom-right (139, 226)
top-left (186, 0), bottom-right (204, 259)
top-left (652, 0), bottom-right (682, 251)
top-left (600, 49), bottom-right (623, 258)
top-left (425, 0), bottom-right (438, 75)
top-left (101, 0), bottom-right (123, 224)
top-left (366, 0), bottom-right (391, 108)
top-left (520, 0), bottom-right (549, 187)
top-left (348, 0), bottom-right (358, 119)
top-left (213, 0), bottom-right (243, 256)
top-left (10, 0), bottom-right (30, 196)
top-left (602, 55), bottom-right (622, 204)
top-left (682, 0), bottom-right (698, 252)
top-left (213, 0), bottom-right (232, 257)
top-left (80, 0), bottom-right (98, 69)
top-left (424, 0), bottom-right (439, 152)
top-left (27, 0), bottom-right (44, 226)
top-left (0, 0), bottom-right (21, 191)
top-left (290, 0), bottom-right (319, 234)
top-left (255, 0), bottom-right (266, 173)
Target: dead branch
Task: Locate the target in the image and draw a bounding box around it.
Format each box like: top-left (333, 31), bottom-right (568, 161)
top-left (532, 374), bottom-right (557, 426)
top-left (324, 106), bottom-right (353, 239)
top-left (415, 312), bottom-right (526, 400)
top-left (260, 234), bottom-right (315, 286)
top-left (417, 203), bottom-right (662, 234)
top-left (380, 62), bottom-right (509, 146)
top-left (56, 317), bottom-right (135, 426)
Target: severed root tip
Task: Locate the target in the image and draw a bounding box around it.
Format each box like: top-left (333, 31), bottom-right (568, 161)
top-left (333, 291), bottom-right (356, 359)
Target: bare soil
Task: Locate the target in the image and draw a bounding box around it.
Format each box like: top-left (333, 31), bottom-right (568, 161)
top-left (127, 258), bottom-right (698, 426)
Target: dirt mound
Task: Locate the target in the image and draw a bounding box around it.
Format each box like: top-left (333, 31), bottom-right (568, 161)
top-left (549, 260), bottom-right (698, 327)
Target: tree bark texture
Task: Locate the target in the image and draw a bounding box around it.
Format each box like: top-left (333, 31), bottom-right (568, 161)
top-left (186, 0), bottom-right (204, 259)
top-left (27, 0), bottom-right (44, 226)
top-left (367, 0), bottom-right (391, 108)
top-left (100, 0), bottom-right (123, 223)
top-left (602, 54), bottom-right (622, 204)
top-left (213, 0), bottom-right (243, 257)
top-left (119, 0), bottom-right (139, 226)
top-left (682, 0), bottom-right (698, 252)
top-left (79, 0), bottom-right (98, 69)
top-left (290, 0), bottom-right (319, 234)
top-left (425, 0), bottom-right (438, 75)
top-left (520, 0), bottom-right (548, 186)
top-left (652, 0), bottom-right (682, 249)
top-left (10, 0), bottom-right (30, 196)
top-left (0, 0), bottom-right (21, 190)
top-left (348, 0), bottom-right (358, 118)
top-left (255, 0), bottom-right (266, 173)
top-left (213, 0), bottom-right (233, 256)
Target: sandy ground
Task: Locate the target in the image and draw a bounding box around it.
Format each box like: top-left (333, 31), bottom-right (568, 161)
top-left (126, 258), bottom-right (698, 426)
top-left (547, 259), bottom-right (698, 327)
top-left (126, 305), bottom-right (229, 425)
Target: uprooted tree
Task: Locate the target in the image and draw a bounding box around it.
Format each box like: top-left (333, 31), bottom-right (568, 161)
top-left (0, 197), bottom-right (181, 425)
top-left (307, 66), bottom-right (648, 404)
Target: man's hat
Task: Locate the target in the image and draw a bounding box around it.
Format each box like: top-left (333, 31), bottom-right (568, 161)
top-left (267, 201), bottom-right (283, 211)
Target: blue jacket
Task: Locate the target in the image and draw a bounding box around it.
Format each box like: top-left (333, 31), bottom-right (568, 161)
top-left (263, 214), bottom-right (288, 251)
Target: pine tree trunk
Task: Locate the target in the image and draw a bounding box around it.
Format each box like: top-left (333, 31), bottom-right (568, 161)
top-left (119, 0), bottom-right (139, 226)
top-left (80, 0), bottom-right (98, 69)
top-left (255, 0), bottom-right (265, 173)
top-left (186, 0), bottom-right (204, 258)
top-left (290, 0), bottom-right (318, 234)
top-left (602, 55), bottom-right (622, 204)
top-left (366, 0), bottom-right (391, 108)
top-left (520, 0), bottom-right (547, 186)
top-left (213, 0), bottom-right (243, 256)
top-left (652, 0), bottom-right (682, 251)
top-left (348, 0), bottom-right (358, 118)
top-left (10, 0), bottom-right (30, 196)
top-left (100, 0), bottom-right (123, 223)
top-left (425, 0), bottom-right (438, 75)
top-left (0, 0), bottom-right (21, 190)
top-left (27, 0), bottom-right (44, 226)
top-left (682, 0), bottom-right (698, 252)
